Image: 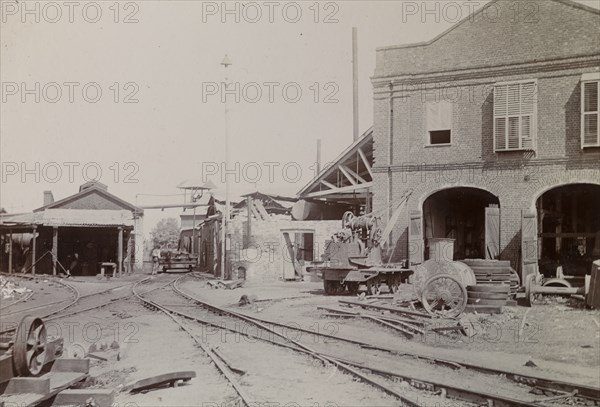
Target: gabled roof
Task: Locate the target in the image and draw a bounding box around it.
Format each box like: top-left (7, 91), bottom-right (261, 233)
top-left (34, 184), bottom-right (142, 214)
top-left (0, 209), bottom-right (134, 227)
top-left (375, 0), bottom-right (600, 78)
top-left (297, 127), bottom-right (373, 202)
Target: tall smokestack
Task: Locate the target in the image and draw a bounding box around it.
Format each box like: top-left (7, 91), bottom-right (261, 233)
top-left (352, 27), bottom-right (359, 142)
top-left (316, 139), bottom-right (322, 174)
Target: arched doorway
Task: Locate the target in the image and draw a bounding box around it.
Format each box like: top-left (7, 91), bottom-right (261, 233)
top-left (536, 183), bottom-right (600, 278)
top-left (422, 187), bottom-right (500, 261)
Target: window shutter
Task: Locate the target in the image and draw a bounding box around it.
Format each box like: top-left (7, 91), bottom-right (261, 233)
top-left (494, 85), bottom-right (508, 116)
top-left (495, 118), bottom-right (506, 150)
top-left (582, 81), bottom-right (599, 147)
top-left (426, 101), bottom-right (452, 131)
top-left (584, 81), bottom-right (598, 113)
top-left (507, 84), bottom-right (521, 116)
top-left (508, 117), bottom-right (520, 149)
top-left (494, 81), bottom-right (537, 151)
top-left (494, 86), bottom-right (508, 150)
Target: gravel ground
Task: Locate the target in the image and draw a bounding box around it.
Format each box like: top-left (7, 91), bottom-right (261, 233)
top-left (1, 272), bottom-right (599, 406)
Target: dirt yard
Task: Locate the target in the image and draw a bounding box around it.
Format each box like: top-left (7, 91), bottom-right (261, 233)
top-left (2, 272), bottom-right (599, 406)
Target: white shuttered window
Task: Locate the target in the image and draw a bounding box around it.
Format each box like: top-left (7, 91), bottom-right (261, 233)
top-left (581, 80), bottom-right (599, 148)
top-left (494, 81), bottom-right (537, 152)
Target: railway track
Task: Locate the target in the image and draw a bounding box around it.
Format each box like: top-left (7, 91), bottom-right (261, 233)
top-left (173, 273), bottom-right (600, 407)
top-left (0, 273), bottom-right (148, 336)
top-left (134, 276), bottom-right (444, 406)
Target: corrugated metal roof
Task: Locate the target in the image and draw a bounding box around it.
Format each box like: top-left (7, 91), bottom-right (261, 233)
top-left (41, 209), bottom-right (134, 227)
top-left (0, 209), bottom-right (134, 227)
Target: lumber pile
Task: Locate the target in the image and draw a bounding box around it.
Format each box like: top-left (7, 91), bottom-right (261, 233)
top-left (325, 299), bottom-right (465, 339)
top-left (206, 279), bottom-right (245, 290)
top-left (461, 259), bottom-right (519, 313)
top-left (0, 276), bottom-right (31, 300)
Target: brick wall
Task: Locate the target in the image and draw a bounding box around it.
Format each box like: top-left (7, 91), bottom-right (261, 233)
top-left (227, 215), bottom-right (340, 283)
top-left (371, 0), bottom-right (600, 279)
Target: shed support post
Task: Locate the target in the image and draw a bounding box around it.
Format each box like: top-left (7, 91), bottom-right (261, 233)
top-left (32, 226), bottom-right (37, 275)
top-left (246, 197), bottom-right (252, 249)
top-left (52, 227), bottom-right (58, 276)
top-left (8, 231), bottom-right (13, 274)
top-left (117, 227), bottom-right (123, 278)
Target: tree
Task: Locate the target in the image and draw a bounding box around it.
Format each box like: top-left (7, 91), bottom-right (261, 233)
top-left (150, 218), bottom-right (180, 249)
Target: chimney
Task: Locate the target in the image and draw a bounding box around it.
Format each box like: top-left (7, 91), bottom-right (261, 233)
top-left (43, 191), bottom-right (54, 206)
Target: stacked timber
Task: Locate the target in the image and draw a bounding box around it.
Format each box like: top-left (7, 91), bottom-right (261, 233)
top-left (459, 259), bottom-right (520, 313)
top-left (465, 285), bottom-right (510, 313)
top-left (460, 259), bottom-right (519, 300)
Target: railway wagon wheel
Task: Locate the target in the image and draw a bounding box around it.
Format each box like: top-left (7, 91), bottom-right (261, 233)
top-left (421, 274), bottom-right (467, 318)
top-left (13, 316), bottom-right (48, 376)
top-left (345, 282), bottom-right (359, 295)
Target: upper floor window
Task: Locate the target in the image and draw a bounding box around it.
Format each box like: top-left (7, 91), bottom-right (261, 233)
top-left (426, 100), bottom-right (452, 145)
top-left (581, 74), bottom-right (599, 148)
top-left (494, 81), bottom-right (537, 152)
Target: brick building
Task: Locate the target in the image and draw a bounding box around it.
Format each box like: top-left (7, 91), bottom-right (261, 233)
top-left (371, 0), bottom-right (600, 281)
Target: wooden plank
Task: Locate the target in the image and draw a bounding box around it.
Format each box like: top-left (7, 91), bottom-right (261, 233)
top-left (587, 263), bottom-right (600, 309)
top-left (408, 210), bottom-right (424, 266)
top-left (485, 207), bottom-right (500, 259)
top-left (339, 299), bottom-right (432, 319)
top-left (51, 358), bottom-right (89, 373)
top-left (52, 389), bottom-right (114, 407)
top-left (521, 209), bottom-right (539, 282)
top-left (5, 377), bottom-right (50, 395)
top-left (357, 147), bottom-right (373, 178)
top-left (254, 201), bottom-right (270, 221)
top-left (338, 165), bottom-right (357, 185)
top-left (124, 371), bottom-right (196, 393)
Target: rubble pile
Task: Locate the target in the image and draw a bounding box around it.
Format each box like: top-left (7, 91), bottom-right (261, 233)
top-left (0, 276), bottom-right (31, 300)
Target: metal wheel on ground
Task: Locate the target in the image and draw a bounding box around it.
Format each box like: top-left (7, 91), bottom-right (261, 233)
top-left (421, 274), bottom-right (467, 318)
top-left (366, 281), bottom-right (380, 296)
top-left (13, 315), bottom-right (47, 376)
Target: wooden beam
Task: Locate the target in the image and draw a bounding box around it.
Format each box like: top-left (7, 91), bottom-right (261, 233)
top-left (341, 165), bottom-right (367, 184)
top-left (357, 147), bottom-right (373, 178)
top-left (117, 227), bottom-right (123, 277)
top-left (8, 231), bottom-right (12, 274)
top-left (52, 227), bottom-right (58, 276)
top-left (32, 226), bottom-right (37, 275)
top-left (320, 180), bottom-right (336, 190)
top-left (338, 166), bottom-right (357, 185)
top-left (540, 233), bottom-right (597, 238)
top-left (305, 182), bottom-right (373, 198)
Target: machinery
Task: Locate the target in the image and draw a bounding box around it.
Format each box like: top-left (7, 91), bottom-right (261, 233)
top-left (308, 191), bottom-right (414, 296)
top-left (159, 250), bottom-right (198, 273)
top-left (1, 316), bottom-right (102, 406)
top-left (0, 316), bottom-right (62, 383)
top-left (308, 190), bottom-right (469, 318)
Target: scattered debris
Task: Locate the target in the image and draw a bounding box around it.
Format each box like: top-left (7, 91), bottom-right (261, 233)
top-left (0, 276), bottom-right (31, 300)
top-left (122, 371), bottom-right (196, 393)
top-left (238, 294), bottom-right (258, 306)
top-left (207, 279), bottom-right (245, 290)
top-left (524, 359), bottom-right (538, 368)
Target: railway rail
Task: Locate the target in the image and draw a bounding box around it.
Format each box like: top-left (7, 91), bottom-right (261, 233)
top-left (0, 273), bottom-right (147, 337)
top-left (175, 273), bottom-right (600, 407)
top-left (2, 272), bottom-right (598, 406)
top-left (134, 276), bottom-right (446, 406)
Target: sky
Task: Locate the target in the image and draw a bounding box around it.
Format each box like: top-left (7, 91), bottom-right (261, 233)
top-left (1, 0), bottom-right (598, 234)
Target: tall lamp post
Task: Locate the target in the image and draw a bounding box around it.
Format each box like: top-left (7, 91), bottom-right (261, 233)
top-left (221, 54), bottom-right (232, 280)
